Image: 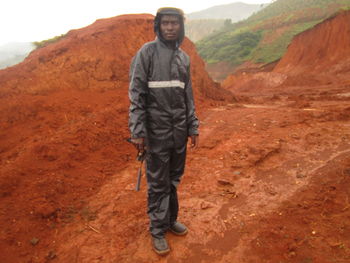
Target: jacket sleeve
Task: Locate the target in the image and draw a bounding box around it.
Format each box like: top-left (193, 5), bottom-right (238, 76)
top-left (128, 47), bottom-right (150, 138)
top-left (185, 63), bottom-right (199, 136)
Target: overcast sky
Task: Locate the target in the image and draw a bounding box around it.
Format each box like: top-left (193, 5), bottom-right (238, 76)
top-left (0, 0), bottom-right (271, 45)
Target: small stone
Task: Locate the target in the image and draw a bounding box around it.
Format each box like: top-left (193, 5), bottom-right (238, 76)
top-left (200, 201), bottom-right (213, 210)
top-left (46, 251), bottom-right (57, 260)
top-left (296, 173), bottom-right (306, 178)
top-left (124, 183), bottom-right (135, 191)
top-left (291, 134), bottom-right (300, 139)
top-left (30, 238), bottom-right (39, 246)
top-left (265, 185), bottom-right (277, 195)
top-left (233, 171), bottom-right (241, 176)
top-left (217, 179), bottom-right (233, 186)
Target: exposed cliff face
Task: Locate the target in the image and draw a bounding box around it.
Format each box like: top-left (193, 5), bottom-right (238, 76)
top-left (222, 10), bottom-right (350, 97)
top-left (274, 10), bottom-right (350, 76)
top-left (0, 14), bottom-right (232, 262)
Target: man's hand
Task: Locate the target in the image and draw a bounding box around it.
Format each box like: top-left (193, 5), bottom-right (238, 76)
top-left (189, 135), bottom-right (199, 149)
top-left (130, 138), bottom-right (145, 153)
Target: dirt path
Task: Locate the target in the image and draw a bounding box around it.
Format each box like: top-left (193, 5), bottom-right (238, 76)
top-left (33, 101), bottom-right (350, 263)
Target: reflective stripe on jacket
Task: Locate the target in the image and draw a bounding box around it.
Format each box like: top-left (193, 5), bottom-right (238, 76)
top-left (128, 38), bottom-right (199, 148)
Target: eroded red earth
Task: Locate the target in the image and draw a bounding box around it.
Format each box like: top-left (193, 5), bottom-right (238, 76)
top-left (0, 12), bottom-right (349, 263)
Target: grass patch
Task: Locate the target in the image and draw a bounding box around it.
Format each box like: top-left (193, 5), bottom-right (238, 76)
top-left (33, 34), bottom-right (67, 49)
top-left (196, 0), bottom-right (350, 68)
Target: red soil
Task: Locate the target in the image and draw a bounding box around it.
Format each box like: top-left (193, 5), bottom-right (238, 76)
top-left (274, 11), bottom-right (350, 76)
top-left (223, 10), bottom-right (350, 99)
top-left (0, 14), bottom-right (232, 263)
top-left (1, 11), bottom-right (350, 263)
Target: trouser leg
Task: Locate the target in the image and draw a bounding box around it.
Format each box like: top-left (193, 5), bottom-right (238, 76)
top-left (146, 151), bottom-right (170, 238)
top-left (146, 144), bottom-right (187, 238)
top-left (169, 145), bottom-right (186, 225)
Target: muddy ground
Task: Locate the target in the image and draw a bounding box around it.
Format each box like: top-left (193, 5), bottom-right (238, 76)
top-left (1, 12), bottom-right (350, 263)
top-left (4, 94), bottom-right (348, 263)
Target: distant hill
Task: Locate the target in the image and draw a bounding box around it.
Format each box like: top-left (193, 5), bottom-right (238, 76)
top-left (185, 19), bottom-right (226, 42)
top-left (185, 2), bottom-right (268, 42)
top-left (0, 42), bottom-right (35, 69)
top-left (187, 2), bottom-right (268, 20)
top-left (197, 0), bottom-right (350, 79)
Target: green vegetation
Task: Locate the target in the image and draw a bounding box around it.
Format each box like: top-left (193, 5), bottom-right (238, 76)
top-left (252, 20), bottom-right (322, 64)
top-left (200, 31), bottom-right (262, 64)
top-left (197, 0), bottom-right (350, 67)
top-left (33, 34), bottom-right (67, 49)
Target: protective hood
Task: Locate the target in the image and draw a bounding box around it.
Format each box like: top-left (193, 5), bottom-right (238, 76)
top-left (154, 7), bottom-right (185, 48)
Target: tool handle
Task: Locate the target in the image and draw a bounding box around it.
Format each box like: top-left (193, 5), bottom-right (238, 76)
top-left (135, 166), bottom-right (142, 191)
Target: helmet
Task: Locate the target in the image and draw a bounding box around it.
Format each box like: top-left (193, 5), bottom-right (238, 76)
top-left (154, 7), bottom-right (185, 46)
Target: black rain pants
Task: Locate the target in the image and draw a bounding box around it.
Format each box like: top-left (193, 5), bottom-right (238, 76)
top-left (146, 143), bottom-right (187, 238)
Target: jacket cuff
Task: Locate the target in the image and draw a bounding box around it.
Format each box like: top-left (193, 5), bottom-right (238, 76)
top-left (188, 128), bottom-right (199, 136)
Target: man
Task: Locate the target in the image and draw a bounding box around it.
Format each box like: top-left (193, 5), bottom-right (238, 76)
top-left (128, 7), bottom-right (199, 255)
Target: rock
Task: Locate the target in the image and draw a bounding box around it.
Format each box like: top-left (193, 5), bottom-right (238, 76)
top-left (124, 183), bottom-right (135, 191)
top-left (264, 185), bottom-right (277, 196)
top-left (46, 251), bottom-right (57, 260)
top-left (217, 179), bottom-right (233, 186)
top-left (200, 201), bottom-right (213, 210)
top-left (296, 173), bottom-right (307, 178)
top-left (30, 238), bottom-right (39, 246)
top-left (291, 133), bottom-right (300, 139)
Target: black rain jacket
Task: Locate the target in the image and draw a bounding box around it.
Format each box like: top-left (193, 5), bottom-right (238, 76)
top-left (128, 14), bottom-right (199, 151)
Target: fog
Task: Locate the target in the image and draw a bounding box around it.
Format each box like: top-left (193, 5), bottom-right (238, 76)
top-left (0, 42), bottom-right (35, 69)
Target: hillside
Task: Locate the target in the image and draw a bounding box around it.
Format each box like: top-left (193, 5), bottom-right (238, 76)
top-left (21, 10), bottom-right (350, 262)
top-left (0, 14), bottom-right (234, 263)
top-left (185, 19), bottom-right (226, 42)
top-left (274, 10), bottom-right (350, 75)
top-left (222, 10), bottom-right (350, 99)
top-left (197, 0), bottom-right (350, 80)
top-left (185, 2), bottom-right (267, 42)
top-left (187, 2), bottom-right (267, 20)
top-left (1, 9), bottom-right (350, 263)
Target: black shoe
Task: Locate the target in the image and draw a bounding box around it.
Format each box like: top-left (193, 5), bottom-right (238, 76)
top-left (169, 221), bottom-right (188, 236)
top-left (152, 237), bottom-right (170, 255)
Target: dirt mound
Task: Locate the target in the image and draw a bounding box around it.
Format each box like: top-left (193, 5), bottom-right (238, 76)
top-left (222, 72), bottom-right (287, 96)
top-left (0, 14), bottom-right (233, 263)
top-left (0, 15), bottom-right (233, 104)
top-left (1, 11), bottom-right (349, 263)
top-left (274, 10), bottom-right (350, 76)
top-left (222, 10), bottom-right (350, 100)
